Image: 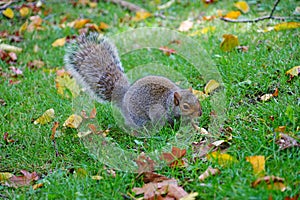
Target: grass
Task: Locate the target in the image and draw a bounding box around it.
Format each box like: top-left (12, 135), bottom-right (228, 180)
top-left (0, 0), bottom-right (299, 199)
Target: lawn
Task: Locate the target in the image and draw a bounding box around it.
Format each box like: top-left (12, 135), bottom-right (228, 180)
top-left (0, 0), bottom-right (299, 199)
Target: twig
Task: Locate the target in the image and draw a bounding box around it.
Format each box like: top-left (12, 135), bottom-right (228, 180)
top-left (52, 140), bottom-right (60, 157)
top-left (105, 0), bottom-right (146, 12)
top-left (220, 0), bottom-right (299, 23)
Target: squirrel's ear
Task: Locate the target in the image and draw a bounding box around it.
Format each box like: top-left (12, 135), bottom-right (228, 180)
top-left (174, 92), bottom-right (181, 106)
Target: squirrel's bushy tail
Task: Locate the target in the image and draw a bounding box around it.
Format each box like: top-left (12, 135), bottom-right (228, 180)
top-left (64, 33), bottom-right (129, 104)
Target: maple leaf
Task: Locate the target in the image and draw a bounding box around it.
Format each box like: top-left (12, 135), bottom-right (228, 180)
top-left (135, 153), bottom-right (156, 175)
top-left (161, 147), bottom-right (186, 167)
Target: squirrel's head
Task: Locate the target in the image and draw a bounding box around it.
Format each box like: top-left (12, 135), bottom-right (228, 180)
top-left (174, 88), bottom-right (202, 119)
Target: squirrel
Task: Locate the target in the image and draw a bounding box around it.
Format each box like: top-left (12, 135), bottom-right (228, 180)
top-left (64, 32), bottom-right (202, 130)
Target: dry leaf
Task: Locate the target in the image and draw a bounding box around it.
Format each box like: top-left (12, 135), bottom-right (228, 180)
top-left (220, 34), bottom-right (239, 52)
top-left (27, 15), bottom-right (43, 32)
top-left (224, 11), bottom-right (241, 19)
top-left (274, 126), bottom-right (286, 133)
top-left (286, 66), bottom-right (300, 77)
top-left (189, 26), bottom-right (216, 36)
top-left (198, 166), bottom-right (220, 181)
top-left (204, 79), bottom-right (220, 94)
top-left (32, 183), bottom-right (44, 190)
top-left (207, 151), bottom-right (237, 166)
top-left (143, 172), bottom-right (170, 183)
top-left (19, 21), bottom-right (28, 34)
top-left (88, 2), bottom-right (98, 8)
top-left (274, 22), bottom-right (300, 31)
top-left (159, 46), bottom-right (176, 56)
top-left (246, 155), bottom-right (265, 176)
top-left (91, 175), bottom-right (103, 180)
top-left (135, 153), bottom-right (156, 175)
top-left (178, 20), bottom-right (194, 32)
top-left (0, 44), bottom-right (22, 53)
top-left (52, 37), bottom-right (66, 47)
top-left (6, 170), bottom-right (39, 188)
top-left (260, 93), bottom-right (273, 101)
top-left (252, 176), bottom-right (286, 192)
top-left (73, 19), bottom-right (91, 29)
top-left (276, 133), bottom-right (300, 150)
top-left (34, 108), bottom-right (55, 125)
top-left (99, 22), bottom-right (109, 30)
top-left (3, 8), bottom-right (14, 19)
top-left (161, 147), bottom-right (187, 167)
top-left (63, 114), bottom-right (83, 128)
top-left (20, 7), bottom-right (30, 17)
top-left (133, 11), bottom-right (151, 21)
top-left (234, 1), bottom-right (250, 13)
top-left (0, 172), bottom-right (14, 183)
top-left (272, 88), bottom-right (279, 97)
top-left (180, 192), bottom-right (199, 200)
top-left (192, 89), bottom-right (209, 100)
top-left (50, 121), bottom-right (59, 140)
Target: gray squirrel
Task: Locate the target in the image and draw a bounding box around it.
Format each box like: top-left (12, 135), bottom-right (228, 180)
top-left (64, 32), bottom-right (202, 129)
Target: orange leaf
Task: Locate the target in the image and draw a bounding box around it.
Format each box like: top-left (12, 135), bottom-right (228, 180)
top-left (220, 34), bottom-right (239, 52)
top-left (224, 11), bottom-right (241, 19)
top-left (19, 7), bottom-right (30, 17)
top-left (133, 11), bottom-right (151, 21)
top-left (274, 22), bottom-right (300, 31)
top-left (99, 22), bottom-right (109, 30)
top-left (234, 1), bottom-right (250, 13)
top-left (246, 155), bottom-right (265, 176)
top-left (74, 19), bottom-right (91, 29)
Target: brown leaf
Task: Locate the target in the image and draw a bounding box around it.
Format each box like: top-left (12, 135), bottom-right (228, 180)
top-left (50, 121), bottom-right (59, 140)
top-left (276, 133), bottom-right (300, 150)
top-left (6, 170), bottom-right (39, 188)
top-left (161, 147), bottom-right (186, 167)
top-left (272, 88), bottom-right (279, 97)
top-left (198, 166), bottom-right (220, 181)
top-left (135, 153), bottom-right (156, 175)
top-left (143, 172), bottom-right (170, 183)
top-left (251, 176), bottom-right (286, 191)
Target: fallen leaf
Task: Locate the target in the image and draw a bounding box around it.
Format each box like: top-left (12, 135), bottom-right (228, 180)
top-left (274, 126), bottom-right (286, 133)
top-left (272, 88), bottom-right (279, 97)
top-left (135, 153), bottom-right (156, 175)
top-left (180, 192), bottom-right (199, 200)
top-left (19, 21), bottom-right (28, 33)
top-left (63, 114), bottom-right (82, 128)
top-left (6, 170), bottom-right (39, 188)
top-left (32, 183), bottom-right (44, 190)
top-left (52, 37), bottom-right (66, 47)
top-left (0, 172), bottom-right (14, 183)
top-left (161, 147), bottom-right (187, 167)
top-left (178, 20), bottom-right (194, 32)
top-left (207, 151), bottom-right (237, 166)
top-left (143, 172), bottom-right (170, 183)
top-left (220, 34), bottom-right (239, 52)
top-left (55, 71), bottom-right (80, 98)
top-left (157, 0), bottom-right (175, 10)
top-left (27, 15), bottom-right (43, 32)
top-left (19, 7), bottom-right (30, 17)
top-left (274, 22), bottom-right (300, 31)
top-left (260, 93), bottom-right (273, 101)
top-left (189, 26), bottom-right (216, 36)
top-left (50, 121), bottom-right (59, 140)
top-left (198, 166), bottom-right (220, 181)
top-left (286, 66), bottom-right (300, 77)
top-left (276, 133), bottom-right (300, 150)
top-left (3, 8), bottom-right (14, 19)
top-left (252, 176), bottom-right (286, 192)
top-left (204, 79), bottom-right (220, 94)
top-left (246, 155), bottom-right (265, 176)
top-left (27, 60), bottom-right (45, 69)
top-left (224, 11), bottom-right (241, 19)
top-left (234, 1), bottom-right (250, 13)
top-left (34, 108), bottom-right (55, 125)
top-left (159, 46), bottom-right (176, 56)
top-left (73, 19), bottom-right (91, 29)
top-left (0, 44), bottom-right (22, 53)
top-left (99, 22), bottom-right (109, 30)
top-left (91, 175), bottom-right (103, 180)
top-left (237, 45), bottom-right (249, 52)
top-left (8, 52), bottom-right (17, 61)
top-left (192, 89), bottom-right (209, 100)
top-left (88, 2), bottom-right (98, 8)
top-left (133, 11), bottom-right (151, 21)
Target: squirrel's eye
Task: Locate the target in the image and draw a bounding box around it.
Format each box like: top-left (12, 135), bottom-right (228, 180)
top-left (182, 103), bottom-right (190, 110)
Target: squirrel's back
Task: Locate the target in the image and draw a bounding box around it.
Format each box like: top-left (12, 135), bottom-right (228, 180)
top-left (64, 33), bottom-right (129, 103)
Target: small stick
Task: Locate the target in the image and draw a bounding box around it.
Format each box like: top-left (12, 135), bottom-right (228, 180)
top-left (105, 0), bottom-right (146, 12)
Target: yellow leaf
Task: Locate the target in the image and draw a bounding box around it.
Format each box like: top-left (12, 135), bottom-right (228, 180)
top-left (246, 155), bottom-right (265, 176)
top-left (52, 37), bottom-right (66, 47)
top-left (224, 11), bottom-right (241, 19)
top-left (133, 11), bottom-right (152, 21)
top-left (19, 20), bottom-right (28, 33)
top-left (204, 79), bottom-right (220, 94)
top-left (0, 172), bottom-right (13, 183)
top-left (34, 108), bottom-right (55, 125)
top-left (189, 26), bottom-right (216, 36)
top-left (178, 20), bottom-right (194, 32)
top-left (33, 183), bottom-right (44, 190)
top-left (63, 114), bottom-right (83, 128)
top-left (19, 7), bottom-right (30, 17)
top-left (286, 66), bottom-right (300, 77)
top-left (55, 72), bottom-right (80, 98)
top-left (234, 1), bottom-right (250, 13)
top-left (73, 19), bottom-right (91, 29)
top-left (89, 2), bottom-right (98, 8)
top-left (207, 152), bottom-right (237, 166)
top-left (274, 22), bottom-right (300, 31)
top-left (192, 89), bottom-right (209, 100)
top-left (3, 8), bottom-right (14, 19)
top-left (220, 34), bottom-right (239, 52)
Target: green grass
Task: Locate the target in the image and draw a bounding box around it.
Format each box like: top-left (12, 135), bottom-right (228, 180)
top-left (1, 0), bottom-right (300, 199)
